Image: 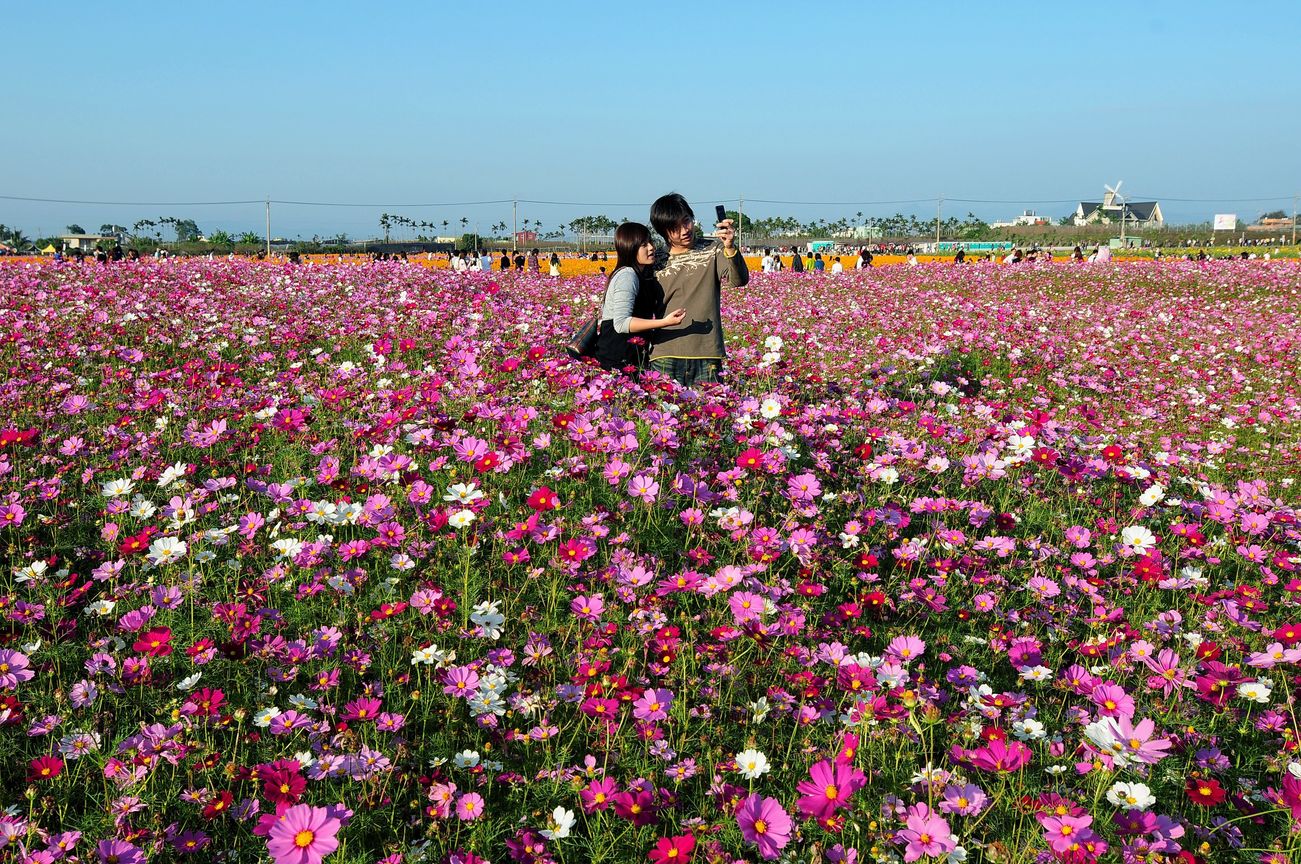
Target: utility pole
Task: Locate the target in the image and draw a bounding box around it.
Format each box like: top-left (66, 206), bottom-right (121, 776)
top-left (1292, 195), bottom-right (1297, 247)
top-left (935, 196), bottom-right (942, 249)
top-left (738, 195), bottom-right (744, 249)
top-left (512, 200), bottom-right (518, 253)
top-left (265, 196), bottom-right (271, 257)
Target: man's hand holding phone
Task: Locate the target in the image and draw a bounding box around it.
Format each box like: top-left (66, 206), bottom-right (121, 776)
top-left (713, 205), bottom-right (736, 251)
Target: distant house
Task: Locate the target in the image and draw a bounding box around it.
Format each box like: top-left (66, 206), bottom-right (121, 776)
top-left (514, 230), bottom-right (538, 244)
top-left (59, 234), bottom-right (116, 251)
top-left (1247, 217), bottom-right (1294, 232)
top-left (1073, 190), bottom-right (1163, 228)
top-left (991, 210), bottom-right (1050, 229)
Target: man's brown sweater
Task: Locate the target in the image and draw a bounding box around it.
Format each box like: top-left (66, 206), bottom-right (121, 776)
top-left (647, 238), bottom-right (749, 361)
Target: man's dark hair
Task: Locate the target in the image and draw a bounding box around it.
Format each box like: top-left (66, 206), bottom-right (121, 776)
top-left (650, 192), bottom-right (695, 240)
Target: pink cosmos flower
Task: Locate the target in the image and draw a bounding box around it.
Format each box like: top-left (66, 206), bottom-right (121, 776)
top-left (571, 594), bottom-right (605, 621)
top-left (0, 650), bottom-right (35, 689)
top-left (1039, 813), bottom-right (1094, 855)
top-left (632, 688), bottom-right (673, 722)
top-left (729, 591), bottom-right (766, 625)
top-left (1090, 683), bottom-right (1135, 719)
top-left (899, 803), bottom-right (956, 862)
top-left (886, 634), bottom-right (925, 663)
top-left (736, 794), bottom-right (791, 860)
top-left (628, 474), bottom-right (660, 502)
top-left (265, 804), bottom-right (341, 864)
top-left (456, 792), bottom-right (485, 821)
top-left (964, 739), bottom-right (1033, 773)
top-left (795, 759), bottom-right (867, 820)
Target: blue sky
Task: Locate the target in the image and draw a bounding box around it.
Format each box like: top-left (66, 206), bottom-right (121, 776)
top-left (4, 0), bottom-right (1298, 239)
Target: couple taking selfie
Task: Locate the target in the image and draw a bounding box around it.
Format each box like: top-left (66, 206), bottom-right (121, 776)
top-left (593, 192), bottom-right (749, 387)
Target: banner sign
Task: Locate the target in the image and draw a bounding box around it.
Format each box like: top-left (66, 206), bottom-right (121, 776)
top-left (1213, 214), bottom-right (1238, 231)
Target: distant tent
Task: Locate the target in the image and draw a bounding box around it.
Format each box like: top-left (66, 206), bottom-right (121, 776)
top-left (40, 244), bottom-right (57, 254)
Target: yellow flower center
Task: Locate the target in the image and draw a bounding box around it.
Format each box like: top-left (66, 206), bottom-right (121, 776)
top-left (294, 830), bottom-right (315, 849)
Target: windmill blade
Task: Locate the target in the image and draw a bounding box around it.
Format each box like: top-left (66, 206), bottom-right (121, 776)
top-left (1113, 181), bottom-right (1123, 196)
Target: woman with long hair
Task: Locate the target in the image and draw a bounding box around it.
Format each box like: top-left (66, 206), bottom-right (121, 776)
top-left (594, 222), bottom-right (685, 372)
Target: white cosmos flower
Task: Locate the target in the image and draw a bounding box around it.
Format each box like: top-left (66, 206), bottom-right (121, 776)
top-left (411, 645), bottom-right (443, 666)
top-left (1238, 680), bottom-right (1272, 703)
top-left (540, 806), bottom-right (576, 840)
top-left (176, 673), bottom-right (202, 691)
top-left (1120, 525), bottom-right (1156, 552)
top-left (453, 750), bottom-right (481, 769)
top-left (448, 509), bottom-right (476, 529)
top-left (734, 748), bottom-right (771, 780)
top-left (759, 398), bottom-right (782, 419)
top-left (443, 482), bottom-right (484, 504)
top-left (764, 335), bottom-right (784, 352)
top-left (158, 462), bottom-right (189, 488)
top-left (270, 538), bottom-right (304, 560)
top-left (84, 599), bottom-right (117, 617)
top-left (101, 478), bottom-right (136, 498)
top-left (1106, 781), bottom-right (1155, 810)
top-left (1013, 718), bottom-right (1047, 740)
top-left (146, 537), bottom-right (187, 566)
top-left (1138, 484), bottom-right (1165, 507)
top-left (253, 706), bottom-right (282, 728)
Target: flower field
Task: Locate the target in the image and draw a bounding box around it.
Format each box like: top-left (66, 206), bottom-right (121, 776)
top-left (1, 258), bottom-right (1300, 864)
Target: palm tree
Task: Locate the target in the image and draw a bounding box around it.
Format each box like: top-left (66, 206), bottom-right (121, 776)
top-left (1, 227), bottom-right (35, 253)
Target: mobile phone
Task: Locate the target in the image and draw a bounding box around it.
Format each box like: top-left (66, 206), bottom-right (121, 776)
top-left (715, 204), bottom-right (728, 225)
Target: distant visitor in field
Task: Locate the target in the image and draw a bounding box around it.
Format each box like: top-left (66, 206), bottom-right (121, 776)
top-left (646, 192), bottom-right (749, 386)
top-left (594, 222), bottom-right (685, 373)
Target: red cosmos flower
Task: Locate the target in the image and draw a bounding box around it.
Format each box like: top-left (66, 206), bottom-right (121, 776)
top-left (118, 530), bottom-right (155, 557)
top-left (1101, 444), bottom-right (1125, 463)
top-left (1275, 623), bottom-right (1301, 646)
top-left (259, 767), bottom-right (307, 804)
top-left (1185, 777), bottom-right (1226, 806)
top-left (527, 486), bottom-right (560, 511)
top-left (735, 448), bottom-right (765, 471)
top-left (133, 627), bottom-right (174, 657)
top-left (0, 428), bottom-right (39, 447)
top-left (184, 687), bottom-right (226, 717)
top-left (1193, 641), bottom-right (1221, 661)
top-left (28, 755), bottom-right (63, 781)
top-left (474, 452), bottom-right (501, 473)
top-left (856, 552), bottom-right (879, 571)
top-left (201, 790), bottom-right (234, 819)
top-left (1131, 555), bottom-right (1165, 583)
top-left (854, 442), bottom-right (873, 459)
top-left (369, 601), bottom-right (408, 621)
top-left (1031, 447), bottom-right (1059, 467)
top-left (552, 412), bottom-right (575, 430)
top-left (647, 834), bottom-right (695, 864)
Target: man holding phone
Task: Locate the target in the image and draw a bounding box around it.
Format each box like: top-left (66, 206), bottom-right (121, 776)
top-left (646, 192), bottom-right (749, 386)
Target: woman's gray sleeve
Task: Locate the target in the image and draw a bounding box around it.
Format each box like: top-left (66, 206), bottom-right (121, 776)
top-left (600, 269), bottom-right (639, 334)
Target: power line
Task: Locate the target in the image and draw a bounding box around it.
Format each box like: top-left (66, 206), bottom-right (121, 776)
top-left (274, 199), bottom-right (515, 208)
top-left (0, 194), bottom-right (262, 206)
top-left (4, 191), bottom-right (1296, 210)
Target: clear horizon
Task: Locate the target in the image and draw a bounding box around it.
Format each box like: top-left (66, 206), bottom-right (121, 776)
top-left (4, 0), bottom-right (1298, 240)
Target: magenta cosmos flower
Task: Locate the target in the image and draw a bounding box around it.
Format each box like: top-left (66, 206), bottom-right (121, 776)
top-left (899, 803), bottom-right (956, 863)
top-left (736, 793), bottom-right (792, 860)
top-left (796, 759), bottom-right (867, 820)
top-left (266, 804), bottom-right (341, 864)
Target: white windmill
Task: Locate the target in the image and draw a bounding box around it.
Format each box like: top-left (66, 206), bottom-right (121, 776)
top-left (1104, 181), bottom-right (1129, 244)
